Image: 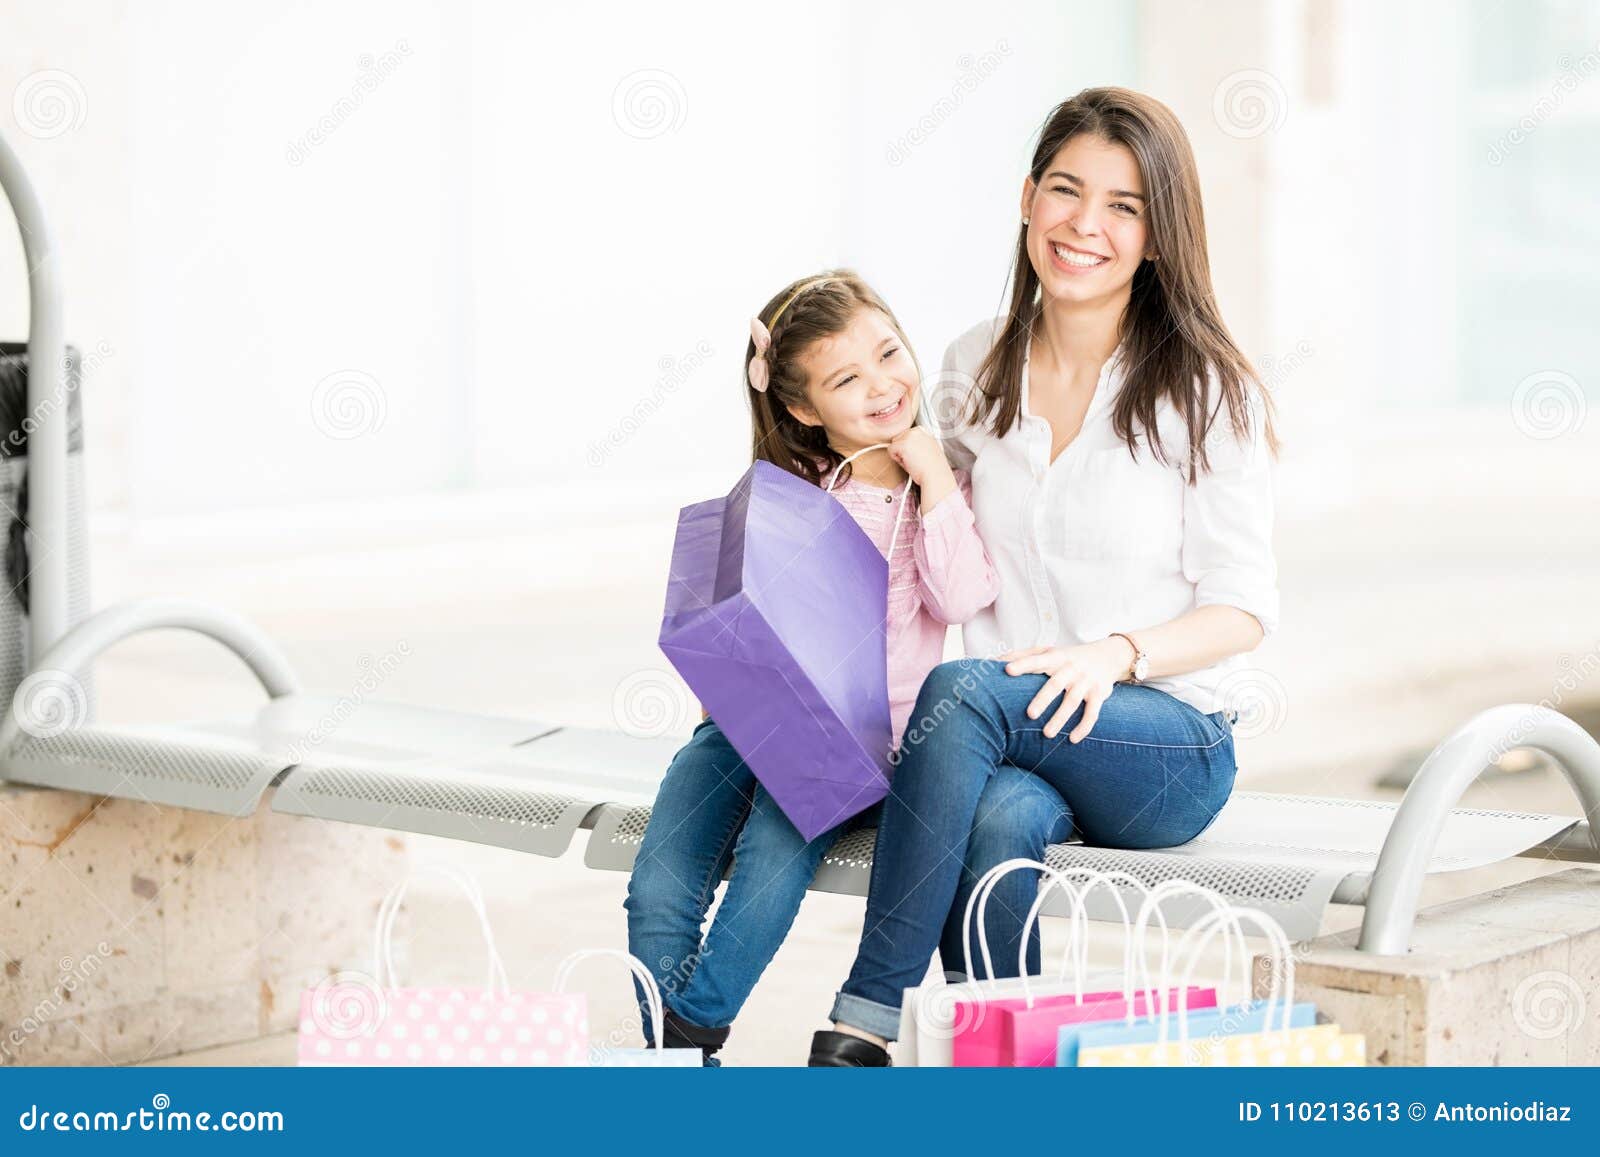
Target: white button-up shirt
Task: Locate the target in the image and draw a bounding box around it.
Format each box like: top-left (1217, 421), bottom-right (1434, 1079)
top-left (939, 319), bottom-right (1280, 715)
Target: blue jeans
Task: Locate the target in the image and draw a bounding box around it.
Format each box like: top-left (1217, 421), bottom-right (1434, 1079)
top-left (830, 659), bottom-right (1237, 1041)
top-left (625, 718), bottom-right (1073, 1053)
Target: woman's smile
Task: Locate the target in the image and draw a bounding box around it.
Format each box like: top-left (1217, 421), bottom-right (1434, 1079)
top-left (1047, 239), bottom-right (1112, 274)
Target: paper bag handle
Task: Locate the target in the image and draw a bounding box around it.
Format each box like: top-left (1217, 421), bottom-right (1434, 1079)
top-left (1168, 905), bottom-right (1295, 1056)
top-left (552, 948), bottom-right (671, 1056)
top-left (373, 861), bottom-right (510, 995)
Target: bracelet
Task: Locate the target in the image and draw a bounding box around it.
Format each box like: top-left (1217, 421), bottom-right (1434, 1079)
top-left (1108, 632), bottom-right (1147, 683)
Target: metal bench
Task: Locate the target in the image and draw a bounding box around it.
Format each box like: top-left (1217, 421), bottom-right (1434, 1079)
top-left (1, 594), bottom-right (1595, 952)
top-left (3, 130), bottom-right (1597, 959)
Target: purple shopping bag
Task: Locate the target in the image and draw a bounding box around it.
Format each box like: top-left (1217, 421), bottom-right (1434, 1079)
top-left (658, 460), bottom-right (892, 841)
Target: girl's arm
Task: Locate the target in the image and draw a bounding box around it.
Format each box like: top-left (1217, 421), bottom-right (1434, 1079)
top-left (910, 468), bottom-right (1000, 625)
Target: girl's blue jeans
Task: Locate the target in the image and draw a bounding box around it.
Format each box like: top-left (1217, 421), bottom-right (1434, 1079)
top-left (831, 659), bottom-right (1238, 1041)
top-left (624, 713), bottom-right (1074, 1050)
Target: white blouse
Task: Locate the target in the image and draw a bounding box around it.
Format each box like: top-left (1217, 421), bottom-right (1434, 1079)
top-left (939, 319), bottom-right (1280, 716)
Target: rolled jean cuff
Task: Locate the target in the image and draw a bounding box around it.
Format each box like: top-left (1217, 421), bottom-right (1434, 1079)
top-left (828, 991), bottom-right (903, 1043)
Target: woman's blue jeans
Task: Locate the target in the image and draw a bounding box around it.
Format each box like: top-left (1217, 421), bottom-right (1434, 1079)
top-left (830, 659), bottom-right (1237, 1041)
top-left (624, 716), bottom-right (1073, 1050)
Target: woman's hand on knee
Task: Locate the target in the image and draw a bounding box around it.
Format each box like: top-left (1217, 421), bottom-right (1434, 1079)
top-left (999, 640), bottom-right (1128, 743)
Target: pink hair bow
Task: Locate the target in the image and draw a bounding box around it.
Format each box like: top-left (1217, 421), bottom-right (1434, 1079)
top-left (747, 317), bottom-right (772, 393)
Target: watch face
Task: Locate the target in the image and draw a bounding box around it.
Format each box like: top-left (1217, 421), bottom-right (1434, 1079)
top-left (1133, 654), bottom-right (1149, 681)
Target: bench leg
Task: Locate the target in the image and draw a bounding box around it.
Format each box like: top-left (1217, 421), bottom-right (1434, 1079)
top-left (1357, 703), bottom-right (1600, 954)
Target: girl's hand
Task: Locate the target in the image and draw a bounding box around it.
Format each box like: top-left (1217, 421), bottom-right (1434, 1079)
top-left (996, 637), bottom-right (1134, 743)
top-left (888, 427), bottom-right (956, 510)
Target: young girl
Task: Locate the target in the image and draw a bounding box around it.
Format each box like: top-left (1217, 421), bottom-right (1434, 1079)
top-left (623, 270), bottom-right (1009, 1064)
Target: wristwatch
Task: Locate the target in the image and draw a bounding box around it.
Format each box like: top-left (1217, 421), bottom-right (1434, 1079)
top-left (1110, 632), bottom-right (1149, 683)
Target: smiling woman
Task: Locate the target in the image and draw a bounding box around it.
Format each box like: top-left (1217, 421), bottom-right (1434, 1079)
top-left (813, 87), bottom-right (1283, 1065)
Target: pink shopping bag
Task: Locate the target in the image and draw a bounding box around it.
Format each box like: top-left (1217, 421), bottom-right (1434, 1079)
top-left (298, 864), bottom-right (588, 1067)
top-left (952, 985), bottom-right (1218, 1068)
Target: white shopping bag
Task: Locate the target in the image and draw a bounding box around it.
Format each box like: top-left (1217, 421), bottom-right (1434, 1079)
top-left (552, 948), bottom-right (705, 1067)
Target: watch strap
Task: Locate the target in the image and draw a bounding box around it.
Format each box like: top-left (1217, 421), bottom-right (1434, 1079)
top-left (1109, 631), bottom-right (1146, 682)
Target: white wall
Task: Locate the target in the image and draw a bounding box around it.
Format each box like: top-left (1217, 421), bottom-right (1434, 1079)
top-left (5, 0), bottom-right (1595, 532)
top-left (4, 0), bottom-right (1139, 522)
top-left (467, 1), bottom-right (1138, 502)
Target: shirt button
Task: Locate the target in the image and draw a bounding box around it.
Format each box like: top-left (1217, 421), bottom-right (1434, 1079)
top-left (884, 494), bottom-right (893, 503)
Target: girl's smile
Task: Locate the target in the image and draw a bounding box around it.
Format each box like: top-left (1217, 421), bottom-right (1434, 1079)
top-left (866, 391), bottom-right (909, 423)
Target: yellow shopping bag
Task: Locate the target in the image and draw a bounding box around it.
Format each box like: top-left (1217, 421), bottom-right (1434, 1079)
top-left (1079, 1022), bottom-right (1365, 1067)
top-left (1078, 902), bottom-right (1367, 1068)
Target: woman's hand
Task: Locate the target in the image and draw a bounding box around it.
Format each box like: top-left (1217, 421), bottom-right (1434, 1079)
top-left (888, 426), bottom-right (956, 511)
top-left (997, 637), bottom-right (1135, 743)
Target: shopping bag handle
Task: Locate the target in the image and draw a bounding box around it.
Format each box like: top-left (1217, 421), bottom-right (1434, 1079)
top-left (372, 861), bottom-right (511, 995)
top-left (1015, 868), bottom-right (1151, 1009)
top-left (552, 948), bottom-right (671, 1057)
top-left (825, 443), bottom-right (914, 565)
top-left (960, 857), bottom-right (1088, 991)
top-left (1169, 905), bottom-right (1295, 1056)
top-left (1130, 880), bottom-right (1249, 1024)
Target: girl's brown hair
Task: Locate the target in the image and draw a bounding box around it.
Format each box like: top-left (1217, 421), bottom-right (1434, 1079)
top-left (746, 269), bottom-right (918, 487)
top-left (972, 86), bottom-right (1277, 479)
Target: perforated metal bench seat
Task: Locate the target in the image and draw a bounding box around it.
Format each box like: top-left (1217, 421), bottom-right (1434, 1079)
top-left (584, 787), bottom-right (1587, 941)
top-left (2, 600), bottom-right (1597, 953)
top-left (2, 692), bottom-right (680, 858)
top-left (5, 697), bottom-right (1595, 950)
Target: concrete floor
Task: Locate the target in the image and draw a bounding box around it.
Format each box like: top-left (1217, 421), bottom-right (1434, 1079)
top-left (76, 484), bottom-right (1599, 1066)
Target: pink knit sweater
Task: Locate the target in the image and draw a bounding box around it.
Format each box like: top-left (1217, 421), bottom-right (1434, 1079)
top-left (826, 469), bottom-right (999, 748)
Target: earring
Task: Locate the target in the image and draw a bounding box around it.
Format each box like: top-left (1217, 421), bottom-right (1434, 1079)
top-left (1022, 216), bottom-right (1030, 226)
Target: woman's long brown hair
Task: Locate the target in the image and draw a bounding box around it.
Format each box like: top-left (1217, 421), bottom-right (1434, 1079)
top-left (972, 87), bottom-right (1277, 479)
top-left (746, 270), bottom-right (918, 488)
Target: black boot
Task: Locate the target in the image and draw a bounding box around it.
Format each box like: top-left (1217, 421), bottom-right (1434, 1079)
top-left (660, 1006), bottom-right (730, 1066)
top-left (807, 1029), bottom-right (891, 1067)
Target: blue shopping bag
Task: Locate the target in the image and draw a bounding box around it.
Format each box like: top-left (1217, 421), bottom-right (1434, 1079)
top-left (1058, 999), bottom-right (1319, 1066)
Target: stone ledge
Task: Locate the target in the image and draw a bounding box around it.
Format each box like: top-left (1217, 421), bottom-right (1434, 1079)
top-left (1256, 868), bottom-right (1600, 1065)
top-left (1, 783), bottom-right (408, 1066)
